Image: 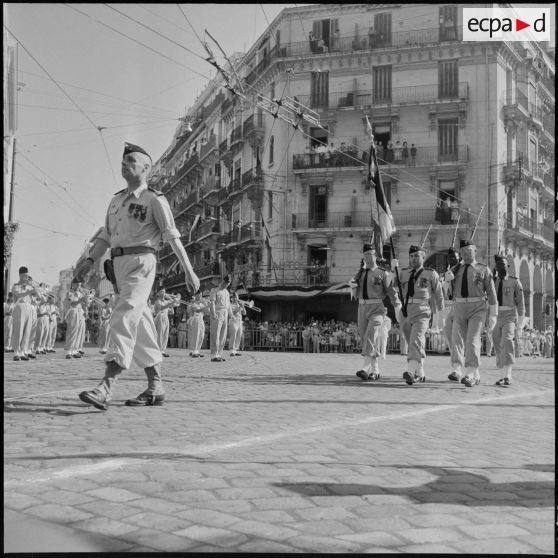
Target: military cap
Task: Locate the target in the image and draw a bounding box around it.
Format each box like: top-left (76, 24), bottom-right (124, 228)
top-left (223, 274), bottom-right (231, 282)
top-left (18, 266), bottom-right (29, 274)
top-left (123, 142), bottom-right (152, 161)
top-left (409, 245), bottom-right (425, 254)
top-left (362, 243), bottom-right (376, 253)
top-left (460, 239), bottom-right (475, 248)
top-left (494, 253), bottom-right (506, 263)
top-left (71, 277), bottom-right (80, 284)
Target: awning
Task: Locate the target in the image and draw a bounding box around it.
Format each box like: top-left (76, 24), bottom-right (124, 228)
top-left (247, 282), bottom-right (352, 301)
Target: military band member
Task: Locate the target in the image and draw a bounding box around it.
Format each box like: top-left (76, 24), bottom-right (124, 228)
top-left (11, 267), bottom-right (41, 361)
top-left (228, 291), bottom-right (246, 356)
top-left (4, 292), bottom-right (15, 352)
top-left (492, 254), bottom-right (525, 386)
top-left (46, 298), bottom-right (60, 352)
top-left (35, 294), bottom-right (51, 354)
top-left (209, 275), bottom-right (232, 362)
top-left (448, 239), bottom-right (498, 387)
top-left (75, 142), bottom-right (199, 410)
top-left (65, 279), bottom-right (88, 359)
top-left (392, 245), bottom-right (444, 385)
top-left (153, 289), bottom-right (177, 357)
top-left (27, 292), bottom-right (39, 359)
top-left (188, 290), bottom-right (209, 357)
top-left (349, 243), bottom-right (402, 381)
top-left (177, 316), bottom-right (188, 349)
top-left (98, 297), bottom-right (112, 354)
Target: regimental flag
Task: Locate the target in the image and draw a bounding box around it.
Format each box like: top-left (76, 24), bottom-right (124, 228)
top-left (368, 135), bottom-right (396, 245)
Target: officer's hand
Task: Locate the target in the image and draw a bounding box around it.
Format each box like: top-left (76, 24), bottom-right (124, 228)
top-left (488, 315), bottom-right (497, 331)
top-left (184, 269), bottom-right (200, 293)
top-left (444, 270), bottom-right (455, 282)
top-left (390, 259), bottom-right (399, 271)
top-left (348, 279), bottom-right (357, 288)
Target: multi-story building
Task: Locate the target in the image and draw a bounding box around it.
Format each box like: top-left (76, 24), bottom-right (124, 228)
top-left (58, 267), bottom-right (74, 317)
top-left (152, 3), bottom-right (553, 328)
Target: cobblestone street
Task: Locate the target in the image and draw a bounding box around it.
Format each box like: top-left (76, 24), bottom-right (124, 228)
top-left (4, 346), bottom-right (554, 553)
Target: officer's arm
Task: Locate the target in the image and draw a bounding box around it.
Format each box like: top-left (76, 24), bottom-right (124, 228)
top-left (516, 279), bottom-right (526, 318)
top-left (384, 272), bottom-right (402, 309)
top-left (431, 272), bottom-right (444, 312)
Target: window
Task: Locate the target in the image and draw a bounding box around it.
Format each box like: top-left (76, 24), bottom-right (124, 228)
top-left (268, 191), bottom-right (273, 219)
top-left (269, 135), bottom-right (274, 165)
top-left (438, 118), bottom-right (458, 161)
top-left (373, 66), bottom-right (391, 102)
top-left (312, 18), bottom-right (338, 52)
top-left (529, 138), bottom-right (537, 174)
top-left (309, 185), bottom-right (328, 227)
top-left (435, 180), bottom-right (458, 224)
top-left (439, 6), bottom-right (457, 41)
top-left (310, 127), bottom-right (328, 148)
top-left (439, 60), bottom-right (458, 99)
top-left (374, 13), bottom-right (392, 47)
top-left (310, 71), bottom-right (329, 108)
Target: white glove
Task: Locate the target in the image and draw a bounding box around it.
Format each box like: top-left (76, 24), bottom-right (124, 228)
top-left (444, 270), bottom-right (455, 282)
top-left (348, 279), bottom-right (358, 288)
top-left (391, 259), bottom-right (399, 271)
top-left (488, 315), bottom-right (497, 331)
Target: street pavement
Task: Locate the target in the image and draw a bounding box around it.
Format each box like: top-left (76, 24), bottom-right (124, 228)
top-left (3, 344), bottom-right (555, 553)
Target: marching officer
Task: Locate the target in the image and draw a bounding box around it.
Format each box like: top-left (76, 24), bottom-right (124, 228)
top-left (441, 247), bottom-right (460, 372)
top-left (187, 290), bottom-right (209, 357)
top-left (74, 142), bottom-right (199, 411)
top-left (209, 275), bottom-right (232, 362)
top-left (228, 291), bottom-right (246, 356)
top-left (392, 245), bottom-right (444, 384)
top-left (447, 239), bottom-right (498, 387)
top-left (492, 254), bottom-right (525, 386)
top-left (349, 243), bottom-right (402, 381)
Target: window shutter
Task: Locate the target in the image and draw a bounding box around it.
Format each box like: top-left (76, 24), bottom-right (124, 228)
top-left (313, 20), bottom-right (321, 39)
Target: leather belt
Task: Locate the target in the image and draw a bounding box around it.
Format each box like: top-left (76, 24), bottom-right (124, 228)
top-left (498, 305), bottom-right (515, 311)
top-left (358, 299), bottom-right (383, 305)
top-left (407, 298), bottom-right (430, 304)
top-left (110, 246), bottom-right (156, 259)
top-left (454, 297), bottom-right (484, 303)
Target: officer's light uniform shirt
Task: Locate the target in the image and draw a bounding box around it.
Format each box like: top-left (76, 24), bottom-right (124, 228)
top-left (352, 266), bottom-right (400, 307)
top-left (451, 261), bottom-right (497, 306)
top-left (98, 183), bottom-right (180, 248)
top-left (494, 275), bottom-right (525, 319)
top-left (398, 267), bottom-right (444, 313)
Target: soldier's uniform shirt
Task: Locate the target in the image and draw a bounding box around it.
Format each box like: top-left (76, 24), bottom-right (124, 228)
top-left (351, 265), bottom-right (400, 359)
top-left (11, 283), bottom-right (36, 355)
top-left (492, 275), bottom-right (525, 368)
top-left (4, 301), bottom-right (15, 349)
top-left (188, 300), bottom-right (207, 352)
top-left (98, 183), bottom-right (180, 372)
top-left (396, 266), bottom-right (444, 363)
top-left (450, 261), bottom-right (497, 370)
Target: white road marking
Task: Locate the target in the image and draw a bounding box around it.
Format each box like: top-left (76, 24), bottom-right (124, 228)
top-left (4, 389), bottom-right (550, 486)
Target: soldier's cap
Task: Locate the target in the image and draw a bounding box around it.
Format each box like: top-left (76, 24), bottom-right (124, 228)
top-left (448, 246), bottom-right (458, 254)
top-left (494, 253), bottom-right (506, 263)
top-left (102, 298), bottom-right (109, 303)
top-left (223, 274), bottom-right (231, 282)
top-left (123, 142), bottom-right (152, 162)
top-left (362, 243), bottom-right (376, 253)
top-left (460, 239), bottom-right (475, 248)
top-left (71, 277), bottom-right (80, 284)
top-left (18, 266), bottom-right (29, 274)
top-left (409, 245), bottom-right (425, 254)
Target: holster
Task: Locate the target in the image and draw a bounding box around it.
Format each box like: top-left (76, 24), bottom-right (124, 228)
top-left (103, 259), bottom-right (119, 295)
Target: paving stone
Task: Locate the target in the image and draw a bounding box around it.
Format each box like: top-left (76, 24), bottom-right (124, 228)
top-left (288, 534), bottom-right (363, 553)
top-left (227, 519), bottom-right (299, 540)
top-left (70, 517), bottom-right (138, 537)
top-left (173, 525), bottom-right (248, 547)
top-left (252, 496), bottom-right (316, 510)
top-left (84, 487), bottom-right (142, 502)
top-left (4, 492), bottom-right (45, 510)
top-left (40, 489), bottom-right (96, 506)
top-left (458, 523), bottom-right (530, 539)
top-left (398, 527), bottom-right (465, 544)
top-left (238, 539), bottom-right (300, 553)
top-left (26, 504), bottom-right (93, 523)
top-left (175, 508), bottom-right (241, 527)
top-left (117, 528), bottom-right (198, 552)
top-left (125, 512), bottom-right (193, 532)
top-left (338, 531), bottom-right (405, 546)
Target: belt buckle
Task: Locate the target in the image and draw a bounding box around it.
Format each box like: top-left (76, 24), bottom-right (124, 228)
top-left (112, 247), bottom-right (123, 258)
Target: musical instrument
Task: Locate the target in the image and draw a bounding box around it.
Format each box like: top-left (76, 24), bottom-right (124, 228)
top-left (26, 278), bottom-right (54, 298)
top-left (237, 299), bottom-right (261, 312)
top-left (76, 286), bottom-right (96, 297)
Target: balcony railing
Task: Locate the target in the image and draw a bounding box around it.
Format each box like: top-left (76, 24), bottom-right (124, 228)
top-left (173, 191), bottom-right (199, 217)
top-left (199, 135), bottom-right (217, 160)
top-left (219, 138), bottom-right (228, 153)
top-left (527, 103), bottom-right (543, 124)
top-left (190, 220), bottom-right (220, 243)
top-left (174, 153), bottom-right (199, 183)
top-left (236, 264), bottom-right (330, 287)
top-left (200, 175), bottom-right (220, 198)
top-left (194, 261), bottom-right (220, 278)
top-left (516, 213), bottom-right (553, 243)
top-left (542, 114), bottom-right (555, 137)
top-left (296, 83), bottom-right (469, 110)
top-left (229, 177), bottom-right (241, 193)
top-left (291, 209), bottom-right (470, 230)
top-left (293, 145), bottom-right (468, 169)
top-left (220, 222), bottom-right (262, 246)
top-left (230, 125), bottom-right (244, 145)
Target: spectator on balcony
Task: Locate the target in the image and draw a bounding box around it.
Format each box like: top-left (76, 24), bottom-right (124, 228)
top-left (393, 140), bottom-right (402, 163)
top-left (386, 141), bottom-right (395, 163)
top-left (410, 144), bottom-right (417, 166)
top-left (368, 26), bottom-right (376, 48)
top-left (401, 141), bottom-right (409, 166)
top-left (450, 199), bottom-right (460, 222)
top-left (308, 31), bottom-right (317, 54)
top-left (443, 15), bottom-right (456, 40)
top-left (332, 28), bottom-right (340, 51)
top-left (316, 142), bottom-right (327, 165)
top-left (376, 141), bottom-right (385, 162)
top-left (317, 38), bottom-right (328, 53)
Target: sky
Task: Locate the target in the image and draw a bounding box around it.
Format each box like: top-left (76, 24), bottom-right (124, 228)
top-left (5, 3), bottom-right (554, 288)
top-left (5, 3), bottom-right (302, 287)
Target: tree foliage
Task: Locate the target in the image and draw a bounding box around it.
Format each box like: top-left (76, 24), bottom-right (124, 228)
top-left (4, 221), bottom-right (19, 269)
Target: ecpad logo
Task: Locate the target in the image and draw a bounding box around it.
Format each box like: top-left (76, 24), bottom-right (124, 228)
top-left (463, 8), bottom-right (551, 42)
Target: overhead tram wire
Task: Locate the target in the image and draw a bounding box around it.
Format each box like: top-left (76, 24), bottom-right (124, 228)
top-left (175, 4), bottom-right (205, 47)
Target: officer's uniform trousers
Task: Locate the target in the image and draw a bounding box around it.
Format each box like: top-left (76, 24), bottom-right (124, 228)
top-left (492, 308), bottom-right (517, 368)
top-left (105, 252), bottom-right (162, 373)
top-left (154, 309), bottom-right (170, 352)
top-left (229, 313), bottom-right (243, 352)
top-left (177, 325), bottom-right (188, 349)
top-left (443, 302), bottom-right (454, 358)
top-left (188, 312), bottom-right (205, 352)
top-left (210, 308), bottom-right (228, 356)
top-left (357, 301), bottom-right (384, 359)
top-left (65, 305), bottom-right (82, 353)
top-left (47, 313), bottom-right (58, 349)
top-left (27, 305), bottom-right (38, 352)
top-left (4, 311), bottom-right (13, 350)
top-left (98, 317), bottom-right (111, 351)
top-left (401, 302), bottom-right (431, 363)
top-left (451, 300), bottom-right (487, 369)
top-left (12, 301), bottom-right (33, 355)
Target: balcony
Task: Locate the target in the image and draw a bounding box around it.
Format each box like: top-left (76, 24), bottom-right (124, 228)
top-left (241, 264), bottom-right (331, 287)
top-left (542, 113), bottom-right (555, 142)
top-left (199, 134), bottom-right (217, 162)
top-left (216, 185), bottom-right (232, 206)
top-left (244, 46), bottom-right (279, 86)
top-left (173, 190), bottom-right (200, 218)
top-left (200, 175), bottom-right (221, 203)
top-left (297, 83), bottom-right (469, 111)
top-left (527, 103), bottom-right (543, 130)
top-left (219, 222), bottom-right (262, 249)
top-left (219, 138), bottom-right (228, 154)
top-left (229, 125), bottom-right (244, 154)
top-left (189, 219), bottom-right (220, 245)
top-left (293, 150), bottom-right (363, 170)
top-left (194, 261), bottom-right (220, 279)
top-left (243, 113), bottom-right (265, 147)
top-left (291, 209), bottom-right (470, 231)
top-left (511, 213), bottom-right (554, 247)
top-left (172, 153), bottom-right (200, 186)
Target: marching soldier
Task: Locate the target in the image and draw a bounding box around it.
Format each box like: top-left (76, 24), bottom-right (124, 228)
top-left (64, 279), bottom-right (89, 359)
top-left (447, 239), bottom-right (498, 387)
top-left (75, 142), bottom-right (199, 410)
top-left (392, 245), bottom-right (444, 384)
top-left (98, 297), bottom-right (112, 354)
top-left (492, 254), bottom-right (525, 386)
top-left (349, 243), bottom-right (402, 381)
top-left (187, 290), bottom-right (209, 357)
top-left (209, 275), bottom-right (232, 362)
top-left (441, 247), bottom-right (460, 371)
top-left (153, 289), bottom-right (177, 357)
top-left (4, 292), bottom-right (15, 352)
top-left (228, 291), bottom-right (246, 356)
top-left (46, 297), bottom-right (60, 352)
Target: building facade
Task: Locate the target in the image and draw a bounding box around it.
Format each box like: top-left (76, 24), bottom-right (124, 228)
top-left (150, 3), bottom-right (553, 327)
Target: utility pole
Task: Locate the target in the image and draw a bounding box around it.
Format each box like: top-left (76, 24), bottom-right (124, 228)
top-left (4, 137), bottom-right (17, 294)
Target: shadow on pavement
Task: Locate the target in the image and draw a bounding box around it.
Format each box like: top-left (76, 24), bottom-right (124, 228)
top-left (273, 464), bottom-right (554, 508)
